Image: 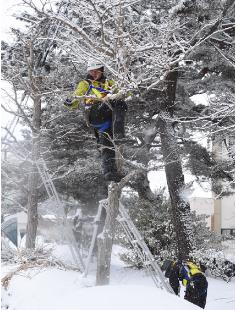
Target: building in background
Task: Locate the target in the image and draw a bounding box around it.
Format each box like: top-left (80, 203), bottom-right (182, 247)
top-left (211, 132), bottom-right (235, 237)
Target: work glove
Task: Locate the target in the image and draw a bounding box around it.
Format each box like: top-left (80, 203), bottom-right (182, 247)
top-left (64, 98), bottom-right (73, 106)
top-left (101, 95), bottom-right (110, 102)
top-left (189, 280), bottom-right (195, 289)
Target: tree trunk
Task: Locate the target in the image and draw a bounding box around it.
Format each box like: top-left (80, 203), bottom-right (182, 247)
top-left (115, 145), bottom-right (124, 174)
top-left (96, 182), bottom-right (121, 285)
top-left (26, 95), bottom-right (41, 249)
top-left (159, 70), bottom-right (195, 259)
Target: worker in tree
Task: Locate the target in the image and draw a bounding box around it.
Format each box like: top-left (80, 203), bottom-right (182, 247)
top-left (164, 260), bottom-right (208, 309)
top-left (64, 59), bottom-right (127, 182)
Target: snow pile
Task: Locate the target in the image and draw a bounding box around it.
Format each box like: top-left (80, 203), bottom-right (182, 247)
top-left (64, 285), bottom-right (200, 310)
top-left (1, 242), bottom-right (235, 310)
top-left (1, 267), bottom-right (199, 310)
top-left (2, 264), bottom-right (234, 310)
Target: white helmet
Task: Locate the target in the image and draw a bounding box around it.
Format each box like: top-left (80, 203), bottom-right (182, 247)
top-left (87, 59), bottom-right (104, 71)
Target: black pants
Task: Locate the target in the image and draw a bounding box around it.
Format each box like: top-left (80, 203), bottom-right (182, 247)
top-left (169, 264), bottom-right (181, 295)
top-left (185, 274), bottom-right (208, 309)
top-left (99, 127), bottom-right (116, 175)
top-left (89, 100), bottom-right (127, 175)
top-left (111, 100), bottom-right (127, 139)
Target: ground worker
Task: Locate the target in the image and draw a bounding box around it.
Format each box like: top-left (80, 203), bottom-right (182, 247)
top-left (64, 59), bottom-right (127, 182)
top-left (164, 260), bottom-right (208, 309)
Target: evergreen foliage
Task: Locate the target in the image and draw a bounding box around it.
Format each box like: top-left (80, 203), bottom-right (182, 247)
top-left (118, 188), bottom-right (234, 282)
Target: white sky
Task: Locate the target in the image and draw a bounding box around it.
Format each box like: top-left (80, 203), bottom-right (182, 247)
top-left (1, 81), bottom-right (26, 140)
top-left (0, 0), bottom-right (24, 42)
top-left (1, 1), bottom-right (27, 140)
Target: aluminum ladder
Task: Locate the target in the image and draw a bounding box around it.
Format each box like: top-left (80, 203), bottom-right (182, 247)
top-left (117, 202), bottom-right (174, 294)
top-left (84, 198), bottom-right (174, 293)
top-left (36, 158), bottom-right (85, 272)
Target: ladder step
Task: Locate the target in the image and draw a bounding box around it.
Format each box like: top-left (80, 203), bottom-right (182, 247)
top-left (118, 202), bottom-right (174, 294)
top-left (36, 158), bottom-right (85, 272)
top-left (143, 260), bottom-right (155, 266)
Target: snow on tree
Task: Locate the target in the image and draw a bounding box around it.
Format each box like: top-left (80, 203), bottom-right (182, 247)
top-left (1, 0), bottom-right (235, 261)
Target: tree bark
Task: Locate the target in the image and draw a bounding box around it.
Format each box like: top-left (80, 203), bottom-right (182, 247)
top-left (26, 95), bottom-right (41, 249)
top-left (159, 70), bottom-right (195, 259)
top-left (96, 182), bottom-right (121, 285)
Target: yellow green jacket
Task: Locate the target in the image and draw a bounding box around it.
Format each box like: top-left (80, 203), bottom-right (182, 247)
top-left (181, 261), bottom-right (203, 286)
top-left (66, 78), bottom-right (115, 109)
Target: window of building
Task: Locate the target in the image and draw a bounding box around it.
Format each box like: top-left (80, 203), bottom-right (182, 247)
top-left (221, 228), bottom-right (235, 237)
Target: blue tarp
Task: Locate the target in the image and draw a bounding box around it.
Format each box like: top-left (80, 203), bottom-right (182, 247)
top-left (1, 217), bottom-right (18, 246)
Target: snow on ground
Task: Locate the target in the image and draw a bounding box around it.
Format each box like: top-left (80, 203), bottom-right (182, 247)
top-left (206, 277), bottom-right (235, 310)
top-left (1, 245), bottom-right (235, 310)
top-left (1, 268), bottom-right (198, 310)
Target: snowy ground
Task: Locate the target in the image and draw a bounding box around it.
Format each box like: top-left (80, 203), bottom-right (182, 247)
top-left (1, 245), bottom-right (235, 310)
